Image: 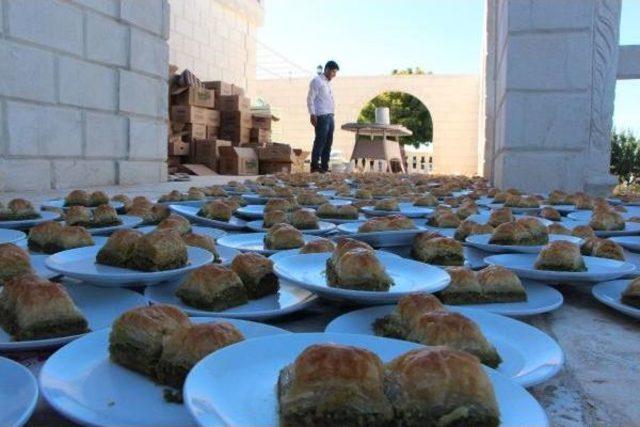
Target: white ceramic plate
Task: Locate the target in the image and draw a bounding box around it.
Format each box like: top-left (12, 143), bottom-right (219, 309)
top-left (592, 280), bottom-right (640, 319)
top-left (610, 236), bottom-right (640, 253)
top-left (337, 222), bottom-right (425, 247)
top-left (568, 207), bottom-right (640, 222)
top-left (466, 214), bottom-right (553, 227)
top-left (235, 205), bottom-right (267, 219)
top-left (361, 202), bottom-right (433, 218)
top-left (465, 234), bottom-right (583, 254)
top-left (485, 253), bottom-right (637, 283)
top-left (274, 252), bottom-right (450, 304)
top-left (45, 246), bottom-right (214, 287)
top-left (0, 281), bottom-right (147, 351)
top-left (0, 228), bottom-right (27, 245)
top-left (561, 219), bottom-right (640, 237)
top-left (169, 205), bottom-right (247, 231)
top-left (137, 225), bottom-right (227, 241)
top-left (39, 318), bottom-right (289, 427)
top-left (0, 210), bottom-right (61, 230)
top-left (325, 305), bottom-right (563, 387)
top-left (145, 280), bottom-right (317, 320)
top-left (27, 235), bottom-right (108, 256)
top-left (77, 215), bottom-right (143, 236)
top-left (184, 333), bottom-right (549, 427)
top-left (486, 203), bottom-right (541, 214)
top-left (246, 220), bottom-right (337, 236)
top-left (0, 356), bottom-right (38, 427)
top-left (540, 204), bottom-right (577, 214)
top-left (217, 232), bottom-right (320, 255)
top-left (380, 245), bottom-right (489, 269)
top-left (41, 199), bottom-right (124, 211)
top-left (317, 213), bottom-right (367, 224)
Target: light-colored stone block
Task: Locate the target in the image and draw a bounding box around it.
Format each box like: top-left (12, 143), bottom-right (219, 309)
top-left (130, 28), bottom-right (169, 78)
top-left (75, 0), bottom-right (119, 17)
top-left (494, 151), bottom-right (585, 192)
top-left (52, 160), bottom-right (116, 189)
top-left (85, 112), bottom-right (128, 158)
top-left (507, 0), bottom-right (593, 31)
top-left (129, 117), bottom-right (167, 160)
top-left (121, 0), bottom-right (164, 35)
top-left (119, 70), bottom-right (167, 118)
top-left (59, 57), bottom-right (117, 110)
top-left (0, 159), bottom-right (52, 191)
top-left (86, 12), bottom-right (128, 67)
top-left (506, 32), bottom-right (591, 90)
top-left (118, 160), bottom-right (166, 185)
top-left (7, 0), bottom-right (83, 55)
top-left (6, 101), bottom-right (82, 157)
top-left (0, 40), bottom-right (56, 103)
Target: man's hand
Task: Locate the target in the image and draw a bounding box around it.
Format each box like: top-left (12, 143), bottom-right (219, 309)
top-left (310, 115), bottom-right (317, 127)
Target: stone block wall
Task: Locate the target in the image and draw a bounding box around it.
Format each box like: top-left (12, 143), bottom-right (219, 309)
top-left (0, 0), bottom-right (170, 191)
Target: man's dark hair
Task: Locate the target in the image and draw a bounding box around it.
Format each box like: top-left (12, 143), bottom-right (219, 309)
top-left (325, 60), bottom-right (339, 71)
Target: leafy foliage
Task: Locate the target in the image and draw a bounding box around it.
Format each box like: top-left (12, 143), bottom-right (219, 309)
top-left (610, 129), bottom-right (640, 184)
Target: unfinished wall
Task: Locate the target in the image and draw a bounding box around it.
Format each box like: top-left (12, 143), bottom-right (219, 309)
top-left (168, 0), bottom-right (263, 98)
top-left (0, 0), bottom-right (170, 191)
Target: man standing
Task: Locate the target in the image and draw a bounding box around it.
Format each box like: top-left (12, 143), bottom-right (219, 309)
top-left (307, 61), bottom-right (339, 173)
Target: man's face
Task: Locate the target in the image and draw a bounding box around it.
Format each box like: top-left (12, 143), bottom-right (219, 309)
top-left (325, 68), bottom-right (337, 81)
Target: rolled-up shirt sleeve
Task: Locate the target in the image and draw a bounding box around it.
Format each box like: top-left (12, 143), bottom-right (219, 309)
top-left (307, 79), bottom-right (317, 115)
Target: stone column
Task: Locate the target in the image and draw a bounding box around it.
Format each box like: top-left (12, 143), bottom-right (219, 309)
top-left (484, 0), bottom-right (621, 194)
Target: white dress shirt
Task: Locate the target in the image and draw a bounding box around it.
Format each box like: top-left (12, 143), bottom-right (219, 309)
top-left (307, 74), bottom-right (334, 115)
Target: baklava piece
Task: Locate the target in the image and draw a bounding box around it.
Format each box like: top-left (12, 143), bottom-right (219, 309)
top-left (182, 232), bottom-right (219, 262)
top-left (112, 194), bottom-right (132, 211)
top-left (28, 222), bottom-right (94, 254)
top-left (429, 211), bottom-right (461, 229)
top-left (539, 207), bottom-right (562, 221)
top-left (355, 189), bottom-right (373, 200)
top-left (198, 200), bottom-right (233, 222)
top-left (156, 214), bottom-right (192, 235)
top-left (437, 267), bottom-right (483, 304)
top-left (374, 198), bottom-right (399, 212)
top-left (176, 265), bottom-right (248, 310)
top-left (413, 193), bottom-right (438, 207)
top-left (263, 209), bottom-right (289, 228)
top-left (64, 189), bottom-right (90, 207)
top-left (591, 239), bottom-right (625, 261)
top-left (89, 191), bottom-right (109, 207)
top-left (265, 198), bottom-right (294, 213)
top-left (358, 217), bottom-right (390, 233)
top-left (231, 252), bottom-right (279, 298)
top-left (299, 238), bottom-right (335, 254)
top-left (476, 265), bottom-right (527, 302)
top-left (336, 204), bottom-right (359, 219)
top-left (412, 234), bottom-right (464, 266)
top-left (297, 191), bottom-right (327, 206)
top-left (158, 190), bottom-right (185, 203)
top-left (156, 322), bottom-right (245, 388)
top-left (487, 208), bottom-right (513, 227)
top-left (387, 215), bottom-right (415, 230)
top-left (96, 229), bottom-right (143, 268)
top-left (278, 344), bottom-right (393, 427)
top-left (109, 305), bottom-right (190, 377)
top-left (572, 225), bottom-right (596, 239)
top-left (515, 217), bottom-right (549, 245)
top-left (186, 188), bottom-right (206, 201)
top-left (290, 208), bottom-right (319, 230)
top-left (548, 223), bottom-right (572, 235)
top-left (129, 230), bottom-right (188, 272)
top-left (330, 248), bottom-right (393, 291)
top-left (589, 211), bottom-right (625, 231)
top-left (0, 199), bottom-right (40, 220)
top-left (65, 206), bottom-right (92, 227)
top-left (326, 238), bottom-right (374, 283)
top-left (385, 347), bottom-right (500, 426)
top-left (92, 204), bottom-right (122, 227)
top-left (373, 293), bottom-right (446, 338)
top-left (534, 241), bottom-right (587, 272)
top-left (621, 278), bottom-right (640, 308)
top-left (488, 222), bottom-right (529, 245)
top-left (0, 274), bottom-right (89, 341)
top-left (264, 223), bottom-right (305, 250)
top-left (546, 191), bottom-right (567, 205)
top-left (0, 243), bottom-right (33, 283)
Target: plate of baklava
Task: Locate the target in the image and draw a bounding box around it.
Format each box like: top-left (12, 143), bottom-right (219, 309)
top-left (592, 278), bottom-right (640, 319)
top-left (63, 204), bottom-right (142, 235)
top-left (0, 198), bottom-right (61, 229)
top-left (273, 239), bottom-right (450, 304)
top-left (325, 293), bottom-right (563, 387)
top-left (217, 226), bottom-right (321, 255)
top-left (169, 204), bottom-right (248, 231)
top-left (361, 200), bottom-right (434, 218)
top-left (41, 190), bottom-right (124, 211)
top-left (26, 222), bottom-right (106, 254)
top-left (184, 333), bottom-right (549, 427)
top-left (45, 229), bottom-right (214, 286)
top-left (0, 356), bottom-right (38, 427)
top-left (561, 209), bottom-right (640, 237)
top-left (380, 240), bottom-right (489, 270)
top-left (485, 241), bottom-right (637, 283)
top-left (0, 243), bottom-right (60, 282)
top-left (145, 254), bottom-right (317, 320)
top-left (337, 216), bottom-right (426, 247)
top-left (0, 276), bottom-right (147, 350)
top-left (39, 306), bottom-right (289, 427)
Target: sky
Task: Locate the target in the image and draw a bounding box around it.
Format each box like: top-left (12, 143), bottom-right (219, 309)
top-left (258, 0), bottom-right (640, 134)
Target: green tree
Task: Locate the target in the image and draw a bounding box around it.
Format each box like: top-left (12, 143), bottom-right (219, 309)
top-left (610, 129), bottom-right (640, 184)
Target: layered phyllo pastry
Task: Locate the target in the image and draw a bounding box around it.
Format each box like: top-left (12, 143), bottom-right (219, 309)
top-left (231, 252), bottom-right (279, 298)
top-left (428, 211), bottom-right (461, 228)
top-left (198, 200), bottom-right (234, 222)
top-left (90, 191), bottom-right (110, 206)
top-left (186, 188), bottom-right (206, 201)
top-left (411, 234), bottom-right (464, 266)
top-left (504, 195), bottom-right (539, 208)
top-left (329, 247), bottom-right (393, 291)
top-left (487, 208), bottom-right (514, 227)
top-left (111, 194), bottom-right (132, 211)
top-left (413, 193), bottom-right (438, 206)
top-left (109, 305), bottom-right (190, 377)
top-left (0, 243), bottom-right (33, 283)
top-left (583, 238), bottom-right (625, 261)
top-left (589, 211), bottom-right (625, 231)
top-left (204, 186), bottom-right (227, 198)
top-left (355, 189), bottom-right (373, 200)
top-left (156, 322), bottom-right (244, 388)
top-left (456, 203), bottom-right (478, 220)
top-left (547, 223), bottom-right (572, 235)
top-left (265, 198), bottom-right (294, 213)
top-left (263, 209), bottom-right (289, 228)
top-left (96, 229), bottom-right (144, 268)
top-left (290, 208), bottom-right (319, 230)
top-left (0, 198), bottom-right (40, 221)
top-left (0, 274), bottom-right (89, 341)
top-left (317, 203), bottom-right (359, 219)
top-left (64, 189), bottom-right (90, 207)
top-left (257, 187), bottom-right (276, 197)
top-left (488, 222), bottom-right (529, 245)
top-left (156, 214), bottom-right (192, 235)
top-left (546, 190), bottom-right (567, 205)
top-left (225, 195), bottom-right (248, 208)
top-left (299, 238), bottom-right (335, 254)
top-left (264, 223), bottom-right (305, 250)
top-left (91, 204), bottom-right (122, 227)
top-left (491, 191), bottom-right (509, 203)
top-left (182, 232), bottom-right (219, 262)
top-left (534, 241), bottom-right (586, 272)
top-left (621, 277), bottom-right (640, 308)
top-left (454, 220), bottom-right (494, 242)
top-left (384, 347), bottom-right (500, 426)
top-left (326, 238), bottom-right (374, 283)
top-left (297, 191), bottom-right (327, 206)
top-left (130, 230), bottom-right (188, 271)
top-left (516, 217), bottom-right (549, 245)
top-left (357, 215), bottom-right (415, 233)
top-left (572, 225), bottom-right (596, 239)
top-left (176, 265), bottom-right (248, 311)
top-left (274, 187), bottom-right (293, 198)
top-left (573, 195), bottom-right (593, 210)
top-left (443, 197), bottom-right (461, 208)
top-left (539, 207), bottom-right (561, 221)
top-left (476, 265), bottom-right (527, 302)
top-left (374, 198), bottom-right (399, 211)
top-left (65, 206), bottom-right (92, 227)
top-left (437, 267), bottom-right (483, 304)
top-left (28, 222), bottom-right (94, 254)
top-left (158, 190), bottom-right (184, 203)
top-left (278, 343), bottom-right (393, 427)
top-left (127, 203), bottom-right (170, 225)
top-left (373, 293), bottom-right (501, 367)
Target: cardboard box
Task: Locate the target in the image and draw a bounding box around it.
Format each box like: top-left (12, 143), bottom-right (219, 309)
top-left (185, 123), bottom-right (207, 140)
top-left (251, 115), bottom-right (272, 130)
top-left (167, 155), bottom-right (183, 168)
top-left (250, 128), bottom-right (271, 144)
top-left (259, 161), bottom-right (292, 175)
top-left (169, 133), bottom-right (182, 145)
top-left (292, 149), bottom-right (310, 173)
top-left (169, 140), bottom-right (190, 156)
top-left (206, 126), bottom-right (219, 140)
top-left (217, 95), bottom-right (251, 111)
top-left (218, 146), bottom-right (259, 175)
top-left (191, 139), bottom-right (231, 170)
top-left (219, 125), bottom-right (251, 145)
top-left (171, 122), bottom-right (186, 133)
top-left (171, 106), bottom-right (220, 126)
top-left (221, 111), bottom-right (252, 127)
top-left (203, 81), bottom-right (244, 97)
top-left (258, 143), bottom-right (295, 162)
top-left (172, 87), bottom-right (215, 108)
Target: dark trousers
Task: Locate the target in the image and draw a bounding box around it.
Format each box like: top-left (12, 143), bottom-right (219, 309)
top-left (311, 114), bottom-right (334, 171)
